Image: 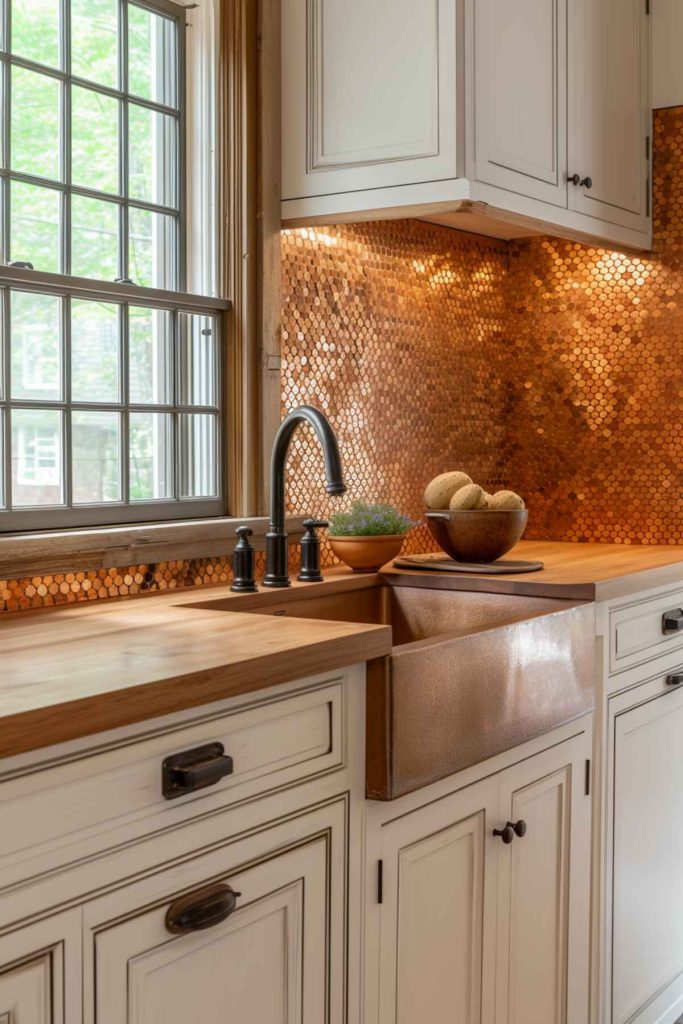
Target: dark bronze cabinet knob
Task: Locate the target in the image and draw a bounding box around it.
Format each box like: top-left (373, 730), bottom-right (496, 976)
top-left (493, 823), bottom-right (515, 844)
top-left (493, 820), bottom-right (527, 844)
top-left (569, 174), bottom-right (592, 189)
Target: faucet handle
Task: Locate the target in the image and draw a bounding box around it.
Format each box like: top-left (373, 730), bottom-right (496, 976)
top-left (303, 518), bottom-right (329, 531)
top-left (230, 525), bottom-right (258, 593)
top-left (297, 519), bottom-right (328, 583)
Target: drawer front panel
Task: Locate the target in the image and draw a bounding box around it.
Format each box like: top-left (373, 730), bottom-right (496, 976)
top-left (0, 678), bottom-right (344, 886)
top-left (610, 588), bottom-right (683, 674)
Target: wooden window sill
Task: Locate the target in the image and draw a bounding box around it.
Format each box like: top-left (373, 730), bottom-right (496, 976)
top-left (0, 517), bottom-right (306, 579)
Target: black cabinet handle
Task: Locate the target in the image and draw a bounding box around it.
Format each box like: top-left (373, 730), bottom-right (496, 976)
top-left (666, 673), bottom-right (683, 686)
top-left (493, 820), bottom-right (527, 844)
top-left (165, 883), bottom-right (241, 934)
top-left (662, 608), bottom-right (683, 635)
top-left (162, 742), bottom-right (234, 800)
top-left (569, 174), bottom-right (592, 189)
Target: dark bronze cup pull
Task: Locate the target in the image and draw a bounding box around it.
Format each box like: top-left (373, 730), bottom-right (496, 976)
top-left (666, 673), bottom-right (683, 686)
top-left (165, 883), bottom-right (241, 934)
top-left (662, 608), bottom-right (683, 635)
top-left (162, 742), bottom-right (234, 799)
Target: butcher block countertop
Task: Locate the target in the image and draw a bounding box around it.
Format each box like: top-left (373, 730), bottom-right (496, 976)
top-left (0, 573), bottom-right (391, 760)
top-left (2, 539), bottom-right (683, 760)
top-left (386, 539), bottom-right (683, 601)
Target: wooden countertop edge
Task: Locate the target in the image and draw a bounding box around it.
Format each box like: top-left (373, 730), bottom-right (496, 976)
top-left (0, 623), bottom-right (392, 760)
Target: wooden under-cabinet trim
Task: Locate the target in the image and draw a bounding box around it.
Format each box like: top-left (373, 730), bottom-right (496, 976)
top-left (0, 516), bottom-right (306, 578)
top-left (258, 0), bottom-right (284, 512)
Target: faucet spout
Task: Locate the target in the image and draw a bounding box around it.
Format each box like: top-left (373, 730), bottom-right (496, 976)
top-left (263, 405), bottom-right (346, 587)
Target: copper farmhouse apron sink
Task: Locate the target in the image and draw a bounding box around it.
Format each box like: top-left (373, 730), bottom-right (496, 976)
top-left (192, 578), bottom-right (594, 800)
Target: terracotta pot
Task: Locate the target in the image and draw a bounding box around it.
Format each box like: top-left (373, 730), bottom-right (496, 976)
top-left (328, 533), bottom-right (407, 572)
top-left (426, 509), bottom-right (528, 563)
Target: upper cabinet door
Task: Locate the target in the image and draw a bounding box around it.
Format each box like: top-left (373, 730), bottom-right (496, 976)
top-left (568, 0), bottom-right (650, 229)
top-left (281, 0), bottom-right (458, 201)
top-left (472, 0), bottom-right (568, 207)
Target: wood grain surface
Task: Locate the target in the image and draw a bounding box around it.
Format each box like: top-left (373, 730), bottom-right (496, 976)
top-left (3, 540), bottom-right (683, 759)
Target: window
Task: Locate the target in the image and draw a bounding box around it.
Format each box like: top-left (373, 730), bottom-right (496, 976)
top-left (0, 0), bottom-right (228, 531)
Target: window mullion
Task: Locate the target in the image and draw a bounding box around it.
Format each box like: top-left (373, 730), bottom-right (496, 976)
top-left (120, 0), bottom-right (129, 284)
top-left (121, 302), bottom-right (130, 504)
top-left (3, 288), bottom-right (11, 511)
top-left (62, 0), bottom-right (71, 277)
top-left (63, 294), bottom-right (72, 509)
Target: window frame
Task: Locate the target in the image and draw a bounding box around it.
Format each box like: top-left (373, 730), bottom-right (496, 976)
top-left (0, 0), bottom-right (233, 534)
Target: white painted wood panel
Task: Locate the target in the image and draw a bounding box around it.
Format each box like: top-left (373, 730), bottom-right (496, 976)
top-left (93, 824), bottom-right (340, 1024)
top-left (472, 0), bottom-right (567, 206)
top-left (653, 0), bottom-right (683, 109)
top-left (612, 688), bottom-right (683, 1024)
top-left (495, 733), bottom-right (591, 1024)
top-left (0, 679), bottom-right (343, 887)
top-left (497, 768), bottom-right (570, 1024)
top-left (282, 0), bottom-right (458, 199)
top-left (610, 588), bottom-right (683, 674)
top-left (568, 0), bottom-right (649, 229)
top-left (0, 911), bottom-right (82, 1024)
top-left (376, 775), bottom-right (499, 1024)
top-left (0, 958), bottom-right (51, 1024)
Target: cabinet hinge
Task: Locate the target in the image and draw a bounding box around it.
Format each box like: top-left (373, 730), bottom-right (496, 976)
top-left (585, 759), bottom-right (591, 796)
top-left (377, 859), bottom-right (384, 904)
top-left (646, 135), bottom-right (651, 161)
top-left (646, 177), bottom-right (651, 217)
top-left (645, 0), bottom-right (650, 15)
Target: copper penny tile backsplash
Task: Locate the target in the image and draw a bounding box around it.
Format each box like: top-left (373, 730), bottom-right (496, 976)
top-left (3, 106), bottom-right (683, 612)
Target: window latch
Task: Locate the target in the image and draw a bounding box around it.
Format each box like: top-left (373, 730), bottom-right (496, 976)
top-left (7, 261), bottom-right (34, 270)
top-left (114, 277), bottom-right (136, 285)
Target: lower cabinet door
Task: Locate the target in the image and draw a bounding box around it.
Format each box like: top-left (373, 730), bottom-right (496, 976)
top-left (376, 775), bottom-right (500, 1024)
top-left (0, 958), bottom-right (51, 1024)
top-left (0, 910), bottom-right (81, 1024)
top-left (494, 733), bottom-right (591, 1024)
top-left (90, 801), bottom-right (347, 1024)
top-left (611, 686), bottom-right (683, 1024)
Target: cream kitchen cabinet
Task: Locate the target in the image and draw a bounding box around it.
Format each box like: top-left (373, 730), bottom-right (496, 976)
top-left (281, 0), bottom-right (459, 201)
top-left (567, 0), bottom-right (650, 233)
top-left (600, 666), bottom-right (683, 1024)
top-left (591, 581), bottom-right (683, 1024)
top-left (282, 0), bottom-right (652, 251)
top-left (0, 911), bottom-right (81, 1024)
top-left (87, 800), bottom-right (348, 1024)
top-left (365, 723), bottom-right (592, 1024)
top-left (472, 0), bottom-right (568, 208)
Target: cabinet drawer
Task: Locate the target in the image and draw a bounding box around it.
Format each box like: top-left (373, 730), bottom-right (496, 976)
top-left (86, 799), bottom-right (347, 1024)
top-left (0, 909), bottom-right (81, 1024)
top-left (610, 588), bottom-right (683, 674)
top-left (0, 678), bottom-right (344, 888)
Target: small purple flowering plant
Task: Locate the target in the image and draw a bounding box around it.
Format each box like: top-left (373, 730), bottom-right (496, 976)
top-left (328, 501), bottom-right (416, 537)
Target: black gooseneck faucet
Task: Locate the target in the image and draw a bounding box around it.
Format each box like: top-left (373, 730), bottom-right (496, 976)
top-left (263, 405), bottom-right (346, 587)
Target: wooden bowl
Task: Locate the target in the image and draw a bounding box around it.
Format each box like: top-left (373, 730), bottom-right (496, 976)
top-left (425, 509), bottom-right (528, 563)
